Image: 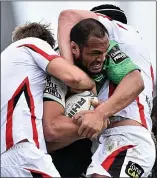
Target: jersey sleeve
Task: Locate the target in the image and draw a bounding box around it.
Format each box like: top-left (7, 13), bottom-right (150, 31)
top-left (17, 37), bottom-right (60, 72)
top-left (104, 40), bottom-right (140, 84)
top-left (43, 75), bottom-right (67, 108)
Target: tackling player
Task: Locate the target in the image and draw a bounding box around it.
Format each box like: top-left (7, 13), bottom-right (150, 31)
top-left (57, 8), bottom-right (156, 178)
top-left (1, 22), bottom-right (96, 177)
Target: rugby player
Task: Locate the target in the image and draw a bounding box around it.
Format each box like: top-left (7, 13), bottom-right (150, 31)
top-left (1, 22), bottom-right (96, 177)
top-left (57, 8), bottom-right (156, 177)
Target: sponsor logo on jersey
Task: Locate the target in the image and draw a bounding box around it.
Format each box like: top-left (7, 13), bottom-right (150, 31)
top-left (108, 45), bottom-right (128, 64)
top-left (125, 161), bottom-right (144, 178)
top-left (44, 76), bottom-right (62, 100)
top-left (67, 98), bottom-right (86, 118)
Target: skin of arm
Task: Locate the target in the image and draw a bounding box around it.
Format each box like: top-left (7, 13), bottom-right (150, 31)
top-left (46, 57), bottom-right (96, 92)
top-left (57, 9), bottom-right (98, 63)
top-left (43, 101), bottom-right (83, 152)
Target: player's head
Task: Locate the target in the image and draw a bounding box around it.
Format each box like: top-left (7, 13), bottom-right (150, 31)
top-left (91, 4), bottom-right (127, 24)
top-left (12, 22), bottom-right (55, 48)
top-left (70, 18), bottom-right (109, 74)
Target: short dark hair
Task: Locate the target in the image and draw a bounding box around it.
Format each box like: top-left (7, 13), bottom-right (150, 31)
top-left (91, 4), bottom-right (127, 24)
top-left (70, 18), bottom-right (108, 47)
top-left (12, 22), bottom-right (55, 48)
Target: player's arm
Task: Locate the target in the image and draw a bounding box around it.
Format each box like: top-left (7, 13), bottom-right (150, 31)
top-left (43, 101), bottom-right (82, 152)
top-left (43, 76), bottom-right (82, 151)
top-left (58, 9), bottom-right (98, 62)
top-left (94, 41), bottom-right (144, 118)
top-left (95, 71), bottom-right (144, 119)
top-left (20, 38), bottom-right (95, 92)
top-left (46, 57), bottom-right (96, 92)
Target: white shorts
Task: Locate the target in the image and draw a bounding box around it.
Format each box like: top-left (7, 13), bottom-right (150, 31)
top-left (1, 142), bottom-right (60, 177)
top-left (86, 126), bottom-right (156, 178)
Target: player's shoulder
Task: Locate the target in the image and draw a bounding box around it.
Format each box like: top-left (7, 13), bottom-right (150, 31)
top-left (14, 37), bottom-right (51, 49)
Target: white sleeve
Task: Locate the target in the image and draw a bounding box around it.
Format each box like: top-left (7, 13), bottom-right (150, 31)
top-left (43, 75), bottom-right (67, 108)
top-left (121, 43), bottom-right (153, 94)
top-left (17, 37), bottom-right (60, 72)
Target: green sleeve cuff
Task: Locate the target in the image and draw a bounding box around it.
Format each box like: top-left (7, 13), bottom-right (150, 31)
top-left (106, 59), bottom-right (139, 84)
top-left (104, 40), bottom-right (140, 84)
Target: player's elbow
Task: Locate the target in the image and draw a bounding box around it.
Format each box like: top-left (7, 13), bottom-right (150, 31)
top-left (59, 10), bottom-right (75, 20)
top-left (59, 10), bottom-right (74, 24)
top-left (139, 79), bottom-right (145, 93)
top-left (134, 70), bottom-right (145, 94)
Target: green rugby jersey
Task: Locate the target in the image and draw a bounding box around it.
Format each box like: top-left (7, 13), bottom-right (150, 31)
top-left (91, 40), bottom-right (139, 93)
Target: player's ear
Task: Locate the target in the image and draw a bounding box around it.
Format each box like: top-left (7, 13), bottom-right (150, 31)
top-left (70, 41), bottom-right (80, 57)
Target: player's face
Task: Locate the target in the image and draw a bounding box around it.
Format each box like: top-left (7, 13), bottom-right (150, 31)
top-left (71, 36), bottom-right (109, 74)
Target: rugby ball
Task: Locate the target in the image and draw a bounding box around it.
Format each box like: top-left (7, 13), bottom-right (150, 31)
top-left (65, 91), bottom-right (98, 118)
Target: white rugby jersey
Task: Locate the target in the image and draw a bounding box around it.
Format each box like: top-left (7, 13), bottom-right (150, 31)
top-left (1, 37), bottom-right (60, 154)
top-left (97, 14), bottom-right (154, 131)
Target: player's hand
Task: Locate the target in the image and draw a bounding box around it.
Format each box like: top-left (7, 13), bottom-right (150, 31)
top-left (72, 110), bottom-right (107, 139)
top-left (91, 85), bottom-right (97, 96)
top-left (91, 98), bottom-right (101, 108)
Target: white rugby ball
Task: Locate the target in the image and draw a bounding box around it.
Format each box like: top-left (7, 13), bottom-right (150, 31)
top-left (65, 91), bottom-right (98, 118)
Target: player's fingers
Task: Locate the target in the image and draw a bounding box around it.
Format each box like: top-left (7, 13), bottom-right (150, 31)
top-left (91, 99), bottom-right (100, 108)
top-left (90, 133), bottom-right (99, 142)
top-left (81, 128), bottom-right (92, 138)
top-left (78, 125), bottom-right (89, 136)
top-left (76, 117), bottom-right (82, 126)
top-left (107, 118), bottom-right (110, 125)
top-left (86, 130), bottom-right (96, 139)
top-left (72, 115), bottom-right (82, 124)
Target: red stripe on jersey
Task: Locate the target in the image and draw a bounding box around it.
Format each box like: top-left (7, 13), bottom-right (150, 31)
top-left (6, 99), bottom-right (14, 149)
top-left (6, 77), bottom-right (39, 150)
top-left (116, 23), bottom-right (128, 30)
top-left (25, 77), bottom-right (39, 148)
top-left (136, 97), bottom-right (147, 129)
top-left (150, 65), bottom-right (154, 94)
top-left (96, 13), bottom-right (112, 20)
top-left (18, 44), bottom-right (60, 61)
top-left (108, 81), bottom-right (117, 97)
top-left (96, 13), bottom-right (127, 30)
top-left (24, 168), bottom-right (52, 178)
top-left (101, 145), bottom-right (136, 171)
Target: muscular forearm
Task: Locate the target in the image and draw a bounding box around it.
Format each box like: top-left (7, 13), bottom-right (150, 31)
top-left (45, 116), bottom-right (82, 152)
top-left (95, 70), bottom-right (144, 118)
top-left (44, 115), bottom-right (81, 143)
top-left (47, 57), bottom-right (95, 91)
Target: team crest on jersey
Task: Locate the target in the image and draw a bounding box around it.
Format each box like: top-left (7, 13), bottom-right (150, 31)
top-left (108, 45), bottom-right (128, 64)
top-left (125, 161), bottom-right (144, 178)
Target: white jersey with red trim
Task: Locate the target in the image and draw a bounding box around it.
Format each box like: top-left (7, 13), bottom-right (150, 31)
top-left (1, 37), bottom-right (60, 154)
top-left (97, 14), bottom-right (154, 131)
